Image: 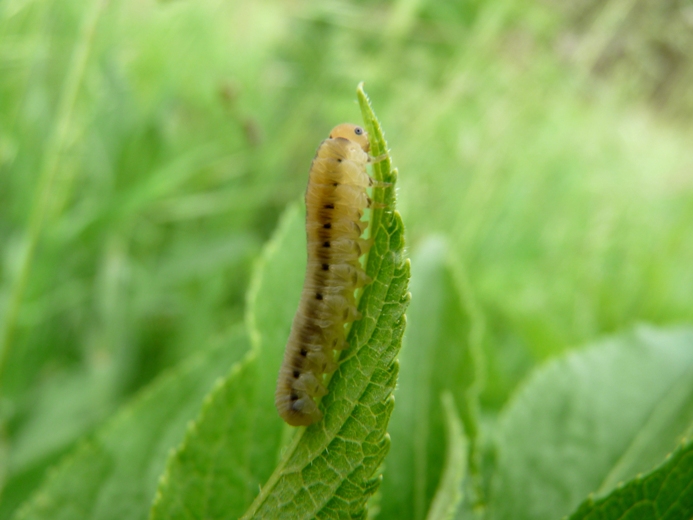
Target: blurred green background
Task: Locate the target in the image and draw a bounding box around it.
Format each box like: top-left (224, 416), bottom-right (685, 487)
top-left (1, 0), bottom-right (692, 516)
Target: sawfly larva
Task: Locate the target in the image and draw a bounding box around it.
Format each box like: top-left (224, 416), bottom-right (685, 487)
top-left (275, 123), bottom-right (386, 426)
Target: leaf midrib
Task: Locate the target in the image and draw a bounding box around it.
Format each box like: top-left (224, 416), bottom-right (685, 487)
top-left (241, 84), bottom-right (398, 520)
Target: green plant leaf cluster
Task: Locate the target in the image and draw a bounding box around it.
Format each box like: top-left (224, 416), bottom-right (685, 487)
top-left (150, 88), bottom-right (410, 519)
top-left (380, 237), bottom-right (482, 520)
top-left (10, 85), bottom-right (409, 519)
top-left (3, 0), bottom-right (693, 519)
top-left (13, 329), bottom-right (250, 520)
top-left (491, 327), bottom-right (693, 520)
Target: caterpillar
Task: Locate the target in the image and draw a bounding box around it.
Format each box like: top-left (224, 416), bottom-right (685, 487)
top-left (275, 123), bottom-right (385, 427)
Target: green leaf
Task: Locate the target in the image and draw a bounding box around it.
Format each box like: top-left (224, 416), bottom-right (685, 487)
top-left (567, 439), bottom-right (693, 520)
top-left (380, 237), bottom-right (483, 520)
top-left (8, 365), bottom-right (118, 475)
top-left (426, 392), bottom-right (468, 520)
top-left (12, 329), bottom-right (249, 520)
top-left (1, 364), bottom-right (120, 519)
top-left (146, 85), bottom-right (408, 519)
top-left (149, 202), bottom-right (307, 520)
top-left (237, 84), bottom-right (409, 519)
top-left (490, 326), bottom-right (693, 520)
top-left (149, 355), bottom-right (262, 519)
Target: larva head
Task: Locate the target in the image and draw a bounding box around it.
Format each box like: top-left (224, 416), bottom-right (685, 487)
top-left (329, 123), bottom-right (370, 152)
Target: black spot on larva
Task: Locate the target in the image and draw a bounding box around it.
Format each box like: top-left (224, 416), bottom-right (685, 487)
top-left (337, 158), bottom-right (342, 163)
top-left (323, 241), bottom-right (330, 248)
top-left (316, 293), bottom-right (323, 300)
top-left (322, 263), bottom-right (329, 271)
top-left (323, 223), bottom-right (331, 229)
top-left (293, 370), bottom-right (300, 378)
top-left (300, 349), bottom-right (307, 356)
top-left (325, 203), bottom-right (334, 209)
top-left (290, 393), bottom-right (299, 401)
top-left (333, 182), bottom-right (339, 187)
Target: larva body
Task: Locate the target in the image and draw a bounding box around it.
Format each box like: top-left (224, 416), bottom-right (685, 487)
top-left (275, 123), bottom-right (378, 426)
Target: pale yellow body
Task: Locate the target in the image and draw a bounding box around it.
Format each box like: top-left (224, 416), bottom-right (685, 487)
top-left (275, 124), bottom-right (378, 426)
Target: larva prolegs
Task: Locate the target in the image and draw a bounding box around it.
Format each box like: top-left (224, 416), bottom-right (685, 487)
top-left (293, 372), bottom-right (328, 397)
top-left (368, 152), bottom-right (389, 163)
top-left (367, 176), bottom-right (392, 189)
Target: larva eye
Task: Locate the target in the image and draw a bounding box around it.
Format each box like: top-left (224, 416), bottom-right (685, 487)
top-left (354, 126), bottom-right (364, 136)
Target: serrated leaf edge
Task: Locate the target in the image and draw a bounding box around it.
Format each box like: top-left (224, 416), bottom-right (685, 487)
top-left (240, 83), bottom-right (408, 519)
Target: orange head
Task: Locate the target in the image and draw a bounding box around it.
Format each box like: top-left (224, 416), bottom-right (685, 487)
top-left (329, 123), bottom-right (370, 152)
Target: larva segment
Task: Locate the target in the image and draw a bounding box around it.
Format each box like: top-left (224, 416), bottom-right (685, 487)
top-left (275, 123), bottom-right (379, 427)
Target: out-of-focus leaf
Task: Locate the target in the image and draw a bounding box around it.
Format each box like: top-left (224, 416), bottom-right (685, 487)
top-left (12, 329), bottom-right (249, 520)
top-left (9, 366), bottom-right (117, 474)
top-left (426, 392), bottom-right (468, 520)
top-left (490, 326), bottom-right (693, 520)
top-left (567, 439), bottom-right (693, 520)
top-left (149, 201), bottom-right (306, 519)
top-left (381, 237), bottom-right (482, 520)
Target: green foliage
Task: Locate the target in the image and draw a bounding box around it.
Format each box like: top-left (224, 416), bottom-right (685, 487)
top-left (148, 90), bottom-right (409, 519)
top-left (567, 440), bottom-right (693, 520)
top-left (380, 237), bottom-right (482, 520)
top-left (3, 0), bottom-right (693, 519)
top-left (490, 327), bottom-right (693, 520)
top-left (425, 393), bottom-right (468, 520)
top-left (13, 330), bottom-right (250, 520)
top-left (149, 355), bottom-right (265, 520)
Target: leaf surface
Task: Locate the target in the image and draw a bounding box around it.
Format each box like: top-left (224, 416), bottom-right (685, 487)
top-left (380, 237), bottom-right (482, 520)
top-left (426, 392), bottom-right (468, 520)
top-left (239, 84), bottom-right (410, 519)
top-left (567, 439), bottom-right (693, 520)
top-left (149, 203), bottom-right (306, 519)
top-left (13, 330), bottom-right (249, 520)
top-left (490, 326), bottom-right (693, 520)
top-left (148, 85), bottom-right (409, 520)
